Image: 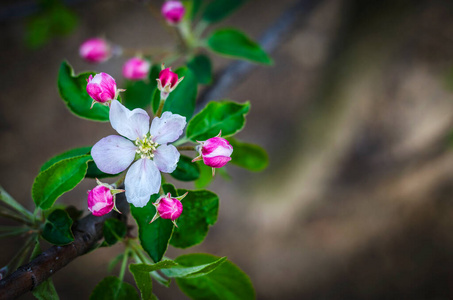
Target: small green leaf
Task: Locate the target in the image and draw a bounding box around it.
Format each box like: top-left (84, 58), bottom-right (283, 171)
top-left (90, 276), bottom-right (139, 300)
top-left (33, 155), bottom-right (91, 210)
top-left (170, 189), bottom-right (219, 248)
top-left (103, 219), bottom-right (127, 246)
top-left (187, 54), bottom-right (213, 85)
top-left (162, 67), bottom-right (198, 120)
top-left (227, 138), bottom-right (268, 171)
top-left (129, 260), bottom-right (178, 300)
top-left (30, 241), bottom-right (60, 300)
top-left (41, 209), bottom-right (74, 246)
top-left (186, 101), bottom-right (250, 142)
top-left (202, 0), bottom-right (247, 23)
top-left (171, 155), bottom-right (200, 182)
top-left (207, 28), bottom-right (272, 64)
top-left (57, 61), bottom-right (109, 121)
top-left (162, 256), bottom-right (226, 279)
top-left (130, 184), bottom-right (176, 262)
top-left (176, 254), bottom-right (255, 300)
top-left (194, 162), bottom-right (214, 189)
top-left (123, 65), bottom-right (160, 110)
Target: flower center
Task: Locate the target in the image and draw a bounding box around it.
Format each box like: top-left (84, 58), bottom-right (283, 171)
top-left (135, 135), bottom-right (159, 159)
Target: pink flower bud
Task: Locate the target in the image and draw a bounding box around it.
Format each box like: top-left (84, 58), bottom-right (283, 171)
top-left (157, 194), bottom-right (183, 221)
top-left (79, 38), bottom-right (111, 64)
top-left (156, 65), bottom-right (184, 98)
top-left (122, 57), bottom-right (151, 80)
top-left (86, 73), bottom-right (119, 107)
top-left (161, 1), bottom-right (185, 25)
top-left (150, 192), bottom-right (187, 226)
top-left (87, 185), bottom-right (114, 217)
top-left (87, 180), bottom-right (124, 216)
top-left (199, 137), bottom-right (233, 168)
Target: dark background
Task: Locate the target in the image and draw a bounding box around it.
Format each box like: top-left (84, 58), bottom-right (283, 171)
top-left (2, 0), bottom-right (453, 299)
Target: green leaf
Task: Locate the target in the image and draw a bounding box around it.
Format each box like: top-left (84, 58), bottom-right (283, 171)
top-left (39, 146), bottom-right (116, 179)
top-left (130, 184), bottom-right (176, 262)
top-left (40, 147), bottom-right (91, 172)
top-left (170, 189), bottom-right (219, 248)
top-left (57, 61), bottom-right (110, 121)
top-left (30, 241), bottom-right (60, 300)
top-left (33, 155), bottom-right (91, 210)
top-left (90, 276), bottom-right (139, 300)
top-left (129, 260), bottom-right (178, 300)
top-left (162, 256), bottom-right (226, 279)
top-left (123, 65), bottom-right (160, 110)
top-left (186, 101), bottom-right (250, 141)
top-left (103, 219), bottom-right (127, 246)
top-left (227, 138), bottom-right (268, 171)
top-left (41, 209), bottom-right (74, 245)
top-left (202, 0), bottom-right (247, 23)
top-left (207, 28), bottom-right (272, 64)
top-left (187, 54), bottom-right (213, 85)
top-left (171, 155), bottom-right (200, 182)
top-left (176, 254), bottom-right (255, 300)
top-left (194, 162), bottom-right (214, 189)
top-left (162, 67), bottom-right (198, 120)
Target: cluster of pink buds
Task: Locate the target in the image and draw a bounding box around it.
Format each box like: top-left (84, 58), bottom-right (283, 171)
top-left (161, 1), bottom-right (185, 25)
top-left (87, 179), bottom-right (124, 217)
top-left (79, 38), bottom-right (112, 64)
top-left (122, 57), bottom-right (151, 81)
top-left (156, 64), bottom-right (184, 100)
top-left (193, 132), bottom-right (234, 175)
top-left (150, 192), bottom-right (188, 226)
top-left (86, 73), bottom-right (124, 108)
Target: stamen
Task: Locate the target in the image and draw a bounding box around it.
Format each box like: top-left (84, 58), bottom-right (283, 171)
top-left (135, 135), bottom-right (159, 159)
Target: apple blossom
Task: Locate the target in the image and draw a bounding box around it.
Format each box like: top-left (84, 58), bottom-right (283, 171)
top-left (161, 1), bottom-right (185, 25)
top-left (91, 100), bottom-right (186, 207)
top-left (86, 72), bottom-right (123, 108)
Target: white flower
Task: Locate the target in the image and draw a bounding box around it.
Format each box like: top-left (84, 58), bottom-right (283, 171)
top-left (92, 100), bottom-right (186, 207)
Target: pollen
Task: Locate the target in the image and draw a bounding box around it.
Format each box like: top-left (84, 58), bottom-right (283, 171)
top-left (135, 135), bottom-right (159, 159)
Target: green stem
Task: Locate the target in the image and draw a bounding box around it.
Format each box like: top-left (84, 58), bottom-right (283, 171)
top-left (0, 228), bottom-right (31, 239)
top-left (119, 247), bottom-right (129, 282)
top-left (156, 99), bottom-right (165, 118)
top-left (173, 136), bottom-right (190, 146)
top-left (176, 145), bottom-right (196, 151)
top-left (6, 235), bottom-right (36, 276)
top-left (0, 186), bottom-right (34, 221)
top-left (0, 209), bottom-right (34, 226)
top-left (114, 172), bottom-right (127, 188)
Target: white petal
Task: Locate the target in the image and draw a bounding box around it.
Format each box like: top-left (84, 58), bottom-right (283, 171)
top-left (110, 100), bottom-right (150, 140)
top-left (153, 144), bottom-right (180, 173)
top-left (150, 111), bottom-right (186, 145)
top-left (125, 158), bottom-right (161, 208)
top-left (91, 135), bottom-right (136, 174)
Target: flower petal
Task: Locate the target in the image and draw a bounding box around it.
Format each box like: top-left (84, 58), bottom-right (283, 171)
top-left (125, 158), bottom-right (161, 208)
top-left (150, 111), bottom-right (186, 145)
top-left (92, 135), bottom-right (136, 174)
top-left (110, 100), bottom-right (150, 140)
top-left (153, 144), bottom-right (180, 173)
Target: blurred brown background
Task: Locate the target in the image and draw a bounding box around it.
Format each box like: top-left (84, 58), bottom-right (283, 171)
top-left (2, 0), bottom-right (453, 299)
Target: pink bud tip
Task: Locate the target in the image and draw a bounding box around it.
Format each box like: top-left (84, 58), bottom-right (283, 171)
top-left (122, 57), bottom-right (151, 80)
top-left (156, 195), bottom-right (183, 221)
top-left (158, 68), bottom-right (179, 90)
top-left (200, 137), bottom-right (233, 168)
top-left (161, 1), bottom-right (185, 24)
top-left (79, 38), bottom-right (111, 64)
top-left (86, 72), bottom-right (118, 104)
top-left (87, 185), bottom-right (114, 216)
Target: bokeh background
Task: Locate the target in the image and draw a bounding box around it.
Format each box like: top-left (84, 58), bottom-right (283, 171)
top-left (2, 0), bottom-right (453, 299)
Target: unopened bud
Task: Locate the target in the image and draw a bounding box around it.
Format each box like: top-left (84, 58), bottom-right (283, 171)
top-left (86, 73), bottom-right (122, 108)
top-left (150, 192), bottom-right (187, 226)
top-left (192, 132), bottom-right (233, 175)
top-left (87, 179), bottom-right (124, 216)
top-left (79, 38), bottom-right (111, 64)
top-left (156, 64), bottom-right (184, 99)
top-left (161, 1), bottom-right (185, 25)
top-left (122, 57), bottom-right (151, 81)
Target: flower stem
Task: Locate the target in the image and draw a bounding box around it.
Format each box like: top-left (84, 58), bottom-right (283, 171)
top-left (0, 209), bottom-right (34, 226)
top-left (176, 146), bottom-right (196, 151)
top-left (173, 136), bottom-right (190, 146)
top-left (0, 186), bottom-right (34, 222)
top-left (114, 173), bottom-right (126, 188)
top-left (156, 99), bottom-right (165, 118)
top-left (119, 247), bottom-right (129, 282)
